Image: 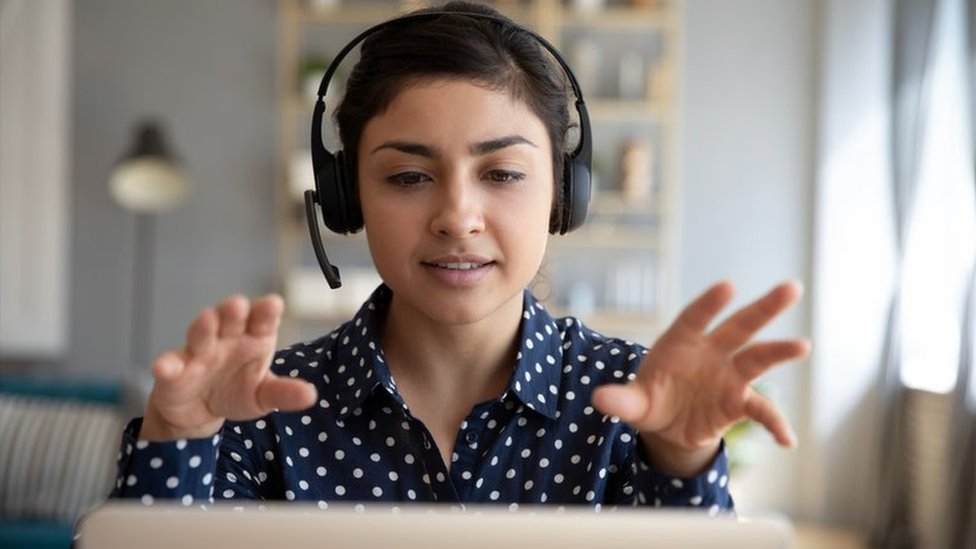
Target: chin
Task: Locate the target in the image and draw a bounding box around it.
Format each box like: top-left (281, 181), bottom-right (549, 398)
top-left (396, 285), bottom-right (524, 328)
top-left (434, 293), bottom-right (513, 325)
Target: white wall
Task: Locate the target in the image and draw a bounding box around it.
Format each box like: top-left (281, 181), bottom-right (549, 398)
top-left (809, 0), bottom-right (895, 529)
top-left (67, 0), bottom-right (278, 378)
top-left (0, 0), bottom-right (71, 358)
top-left (680, 0), bottom-right (817, 516)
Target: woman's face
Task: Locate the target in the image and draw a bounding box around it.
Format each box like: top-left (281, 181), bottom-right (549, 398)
top-left (358, 78), bottom-right (554, 328)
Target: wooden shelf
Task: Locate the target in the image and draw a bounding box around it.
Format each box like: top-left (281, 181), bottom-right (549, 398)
top-left (552, 226), bottom-right (661, 250)
top-left (299, 2), bottom-right (535, 27)
top-left (588, 99), bottom-right (666, 122)
top-left (560, 7), bottom-right (669, 31)
top-left (299, 4), bottom-right (402, 25)
top-left (588, 191), bottom-right (659, 215)
top-left (546, 306), bottom-right (663, 341)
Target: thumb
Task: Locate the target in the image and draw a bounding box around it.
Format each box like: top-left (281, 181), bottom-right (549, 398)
top-left (151, 351), bottom-right (186, 382)
top-left (256, 377), bottom-right (318, 413)
top-left (591, 383), bottom-right (654, 426)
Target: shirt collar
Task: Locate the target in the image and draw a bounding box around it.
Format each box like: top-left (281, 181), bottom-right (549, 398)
top-left (507, 291), bottom-right (564, 420)
top-left (323, 285), bottom-right (563, 420)
top-left (324, 285), bottom-right (400, 419)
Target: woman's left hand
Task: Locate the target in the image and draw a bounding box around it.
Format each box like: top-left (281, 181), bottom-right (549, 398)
top-left (591, 280), bottom-right (811, 477)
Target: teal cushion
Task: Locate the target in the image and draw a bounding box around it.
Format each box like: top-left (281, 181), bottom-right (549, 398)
top-left (0, 376), bottom-right (126, 549)
top-left (0, 518), bottom-right (74, 548)
top-left (0, 376), bottom-right (121, 405)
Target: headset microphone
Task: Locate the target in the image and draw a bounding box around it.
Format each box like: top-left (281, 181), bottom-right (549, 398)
top-left (304, 189), bottom-right (342, 289)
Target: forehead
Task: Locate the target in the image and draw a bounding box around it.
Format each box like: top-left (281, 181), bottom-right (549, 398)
top-left (360, 78), bottom-right (550, 148)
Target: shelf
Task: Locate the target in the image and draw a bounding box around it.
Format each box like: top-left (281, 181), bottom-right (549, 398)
top-left (560, 7), bottom-right (669, 31)
top-left (299, 4), bottom-right (402, 25)
top-left (285, 96), bottom-right (315, 116)
top-left (552, 225), bottom-right (661, 250)
top-left (299, 2), bottom-right (534, 27)
top-left (284, 265), bottom-right (381, 321)
top-left (588, 191), bottom-right (658, 216)
top-left (588, 99), bottom-right (666, 122)
top-left (546, 306), bottom-right (663, 341)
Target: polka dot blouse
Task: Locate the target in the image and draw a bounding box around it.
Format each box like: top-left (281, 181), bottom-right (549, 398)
top-left (111, 285), bottom-right (733, 512)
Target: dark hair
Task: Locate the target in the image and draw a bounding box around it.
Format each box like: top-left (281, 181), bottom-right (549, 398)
top-left (334, 1), bottom-right (572, 227)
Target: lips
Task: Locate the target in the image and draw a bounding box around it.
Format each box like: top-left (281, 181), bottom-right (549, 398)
top-left (429, 261), bottom-right (489, 270)
top-left (421, 254), bottom-right (495, 286)
top-left (422, 254), bottom-right (494, 268)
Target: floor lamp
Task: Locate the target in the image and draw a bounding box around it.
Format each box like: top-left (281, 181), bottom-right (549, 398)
top-left (109, 120), bottom-right (189, 371)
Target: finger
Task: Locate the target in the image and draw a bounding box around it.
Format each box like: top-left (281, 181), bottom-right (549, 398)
top-left (255, 377), bottom-right (318, 413)
top-left (246, 294), bottom-right (284, 337)
top-left (591, 384), bottom-right (663, 430)
top-left (216, 294), bottom-right (250, 338)
top-left (186, 307), bottom-right (218, 358)
top-left (151, 351), bottom-right (186, 382)
top-left (670, 281), bottom-right (735, 337)
top-left (743, 389), bottom-right (796, 447)
top-left (734, 338), bottom-right (811, 380)
top-left (710, 280), bottom-right (803, 351)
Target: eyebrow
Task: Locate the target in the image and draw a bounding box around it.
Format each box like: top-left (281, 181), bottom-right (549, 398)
top-left (370, 135), bottom-right (537, 157)
top-left (470, 135), bottom-right (537, 155)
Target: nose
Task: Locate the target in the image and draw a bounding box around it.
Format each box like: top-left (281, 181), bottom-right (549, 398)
top-left (429, 176), bottom-right (485, 238)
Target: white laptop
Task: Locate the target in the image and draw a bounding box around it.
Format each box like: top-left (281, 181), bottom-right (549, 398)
top-left (76, 502), bottom-right (796, 548)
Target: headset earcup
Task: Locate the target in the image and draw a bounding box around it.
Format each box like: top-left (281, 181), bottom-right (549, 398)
top-left (554, 154), bottom-right (591, 234)
top-left (317, 150), bottom-right (346, 233)
top-left (334, 150), bottom-right (363, 232)
top-left (315, 149), bottom-right (363, 234)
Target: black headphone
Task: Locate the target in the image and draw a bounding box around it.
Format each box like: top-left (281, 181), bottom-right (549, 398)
top-left (305, 10), bottom-right (592, 289)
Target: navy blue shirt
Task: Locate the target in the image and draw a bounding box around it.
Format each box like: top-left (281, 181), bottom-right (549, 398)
top-left (112, 286), bottom-right (732, 512)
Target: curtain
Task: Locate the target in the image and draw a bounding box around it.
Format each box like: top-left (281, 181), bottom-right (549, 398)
top-left (869, 0), bottom-right (939, 546)
top-left (948, 275), bottom-right (975, 549)
top-left (947, 2), bottom-right (976, 547)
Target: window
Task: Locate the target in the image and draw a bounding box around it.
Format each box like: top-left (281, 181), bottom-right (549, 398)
top-left (899, 0), bottom-right (976, 393)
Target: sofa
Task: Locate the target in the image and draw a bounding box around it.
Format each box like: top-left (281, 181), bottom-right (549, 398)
top-left (0, 376), bottom-right (135, 549)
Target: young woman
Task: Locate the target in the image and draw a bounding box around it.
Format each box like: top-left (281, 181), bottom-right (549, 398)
top-left (111, 1), bottom-right (809, 512)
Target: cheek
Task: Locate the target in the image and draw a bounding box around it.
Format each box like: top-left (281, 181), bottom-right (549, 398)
top-left (361, 194), bottom-right (415, 264)
top-left (494, 183), bottom-right (553, 256)
top-left (360, 179), bottom-right (412, 229)
top-left (499, 189), bottom-right (551, 232)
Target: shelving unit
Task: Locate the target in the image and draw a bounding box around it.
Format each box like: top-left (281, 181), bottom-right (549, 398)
top-left (275, 0), bottom-right (681, 343)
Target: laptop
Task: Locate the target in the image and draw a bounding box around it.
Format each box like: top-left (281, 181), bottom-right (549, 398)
top-left (76, 502), bottom-right (796, 548)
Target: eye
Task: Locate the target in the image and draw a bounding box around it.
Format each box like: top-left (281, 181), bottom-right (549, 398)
top-left (484, 170), bottom-right (526, 184)
top-left (386, 171), bottom-right (431, 187)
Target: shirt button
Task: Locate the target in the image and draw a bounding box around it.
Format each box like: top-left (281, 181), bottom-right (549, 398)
top-left (464, 431), bottom-right (478, 445)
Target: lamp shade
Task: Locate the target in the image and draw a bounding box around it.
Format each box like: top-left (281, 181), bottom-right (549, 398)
top-left (109, 121), bottom-right (189, 213)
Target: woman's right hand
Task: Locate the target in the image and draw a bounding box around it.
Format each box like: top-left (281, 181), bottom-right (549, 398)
top-left (138, 294), bottom-right (318, 442)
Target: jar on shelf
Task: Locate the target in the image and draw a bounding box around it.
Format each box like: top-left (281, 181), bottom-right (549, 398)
top-left (619, 138), bottom-right (653, 202)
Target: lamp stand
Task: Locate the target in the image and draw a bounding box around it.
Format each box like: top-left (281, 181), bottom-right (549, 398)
top-left (130, 212), bottom-right (156, 371)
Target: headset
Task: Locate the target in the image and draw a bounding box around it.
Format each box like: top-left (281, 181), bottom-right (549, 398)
top-left (305, 10), bottom-right (592, 289)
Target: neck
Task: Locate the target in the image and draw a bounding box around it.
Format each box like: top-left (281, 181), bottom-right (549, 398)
top-left (380, 290), bottom-right (524, 470)
top-left (381, 292), bottom-right (523, 406)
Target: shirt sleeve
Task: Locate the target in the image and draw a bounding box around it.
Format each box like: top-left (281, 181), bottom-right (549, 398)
top-left (109, 417), bottom-right (222, 505)
top-left (618, 438), bottom-right (735, 513)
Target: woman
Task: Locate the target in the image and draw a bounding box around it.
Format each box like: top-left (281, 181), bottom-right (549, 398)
top-left (112, 1), bottom-right (809, 512)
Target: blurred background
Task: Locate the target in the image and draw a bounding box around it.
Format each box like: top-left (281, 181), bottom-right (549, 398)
top-left (1, 0), bottom-right (973, 548)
